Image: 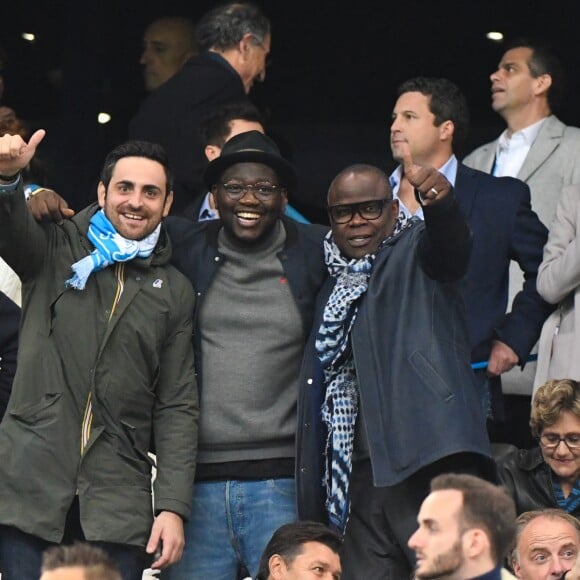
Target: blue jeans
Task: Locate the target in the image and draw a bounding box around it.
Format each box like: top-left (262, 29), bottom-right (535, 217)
top-left (0, 524), bottom-right (148, 580)
top-left (164, 478), bottom-right (297, 579)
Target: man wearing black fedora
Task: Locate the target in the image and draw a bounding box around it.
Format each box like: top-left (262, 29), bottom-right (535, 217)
top-left (163, 130), bottom-right (329, 579)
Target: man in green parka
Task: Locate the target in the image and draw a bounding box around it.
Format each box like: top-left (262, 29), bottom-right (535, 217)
top-left (0, 130), bottom-right (198, 580)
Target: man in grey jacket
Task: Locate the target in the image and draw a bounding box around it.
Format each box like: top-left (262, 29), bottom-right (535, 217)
top-left (464, 38), bottom-right (580, 226)
top-left (0, 131), bottom-right (198, 580)
top-left (463, 38), bottom-right (580, 406)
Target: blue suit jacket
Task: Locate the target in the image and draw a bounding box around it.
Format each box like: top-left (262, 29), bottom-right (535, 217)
top-left (454, 163), bottom-right (553, 365)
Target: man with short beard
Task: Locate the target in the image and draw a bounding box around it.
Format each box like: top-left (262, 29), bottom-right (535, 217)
top-left (409, 474), bottom-right (517, 579)
top-left (0, 132), bottom-right (198, 579)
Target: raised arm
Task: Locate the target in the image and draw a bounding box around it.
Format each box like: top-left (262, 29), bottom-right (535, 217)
top-left (0, 131), bottom-right (52, 279)
top-left (400, 142), bottom-right (472, 281)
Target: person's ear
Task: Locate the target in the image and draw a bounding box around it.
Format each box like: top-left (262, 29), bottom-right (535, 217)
top-left (512, 558), bottom-right (523, 578)
top-left (97, 182), bottom-right (106, 208)
top-left (239, 33), bottom-right (255, 61)
top-left (268, 554), bottom-right (288, 579)
top-left (162, 191), bottom-right (174, 217)
top-left (280, 188), bottom-right (288, 213)
top-left (205, 145), bottom-right (221, 162)
top-left (462, 528), bottom-right (488, 559)
top-left (439, 120), bottom-right (454, 143)
top-left (533, 73), bottom-right (552, 97)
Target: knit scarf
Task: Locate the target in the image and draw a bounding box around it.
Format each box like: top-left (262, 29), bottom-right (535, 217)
top-left (315, 213), bottom-right (414, 534)
top-left (66, 209), bottom-right (160, 290)
top-left (315, 233), bottom-right (375, 534)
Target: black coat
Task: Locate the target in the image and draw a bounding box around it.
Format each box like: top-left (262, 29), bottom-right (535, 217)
top-left (129, 52), bottom-right (246, 214)
top-left (296, 192), bottom-right (494, 522)
top-left (454, 164), bottom-right (552, 364)
top-left (0, 291), bottom-right (19, 421)
top-left (165, 216), bottom-right (329, 387)
top-left (496, 446), bottom-right (572, 515)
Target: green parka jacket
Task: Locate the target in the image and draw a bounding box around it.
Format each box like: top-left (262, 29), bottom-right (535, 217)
top-left (0, 185), bottom-right (198, 547)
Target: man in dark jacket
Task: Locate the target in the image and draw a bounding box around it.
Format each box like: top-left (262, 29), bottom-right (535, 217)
top-left (163, 130), bottom-right (328, 579)
top-left (296, 146), bottom-right (494, 578)
top-left (129, 2), bottom-right (270, 214)
top-left (26, 130), bottom-right (328, 579)
top-left (0, 290), bottom-right (19, 421)
top-left (0, 131), bottom-right (198, 580)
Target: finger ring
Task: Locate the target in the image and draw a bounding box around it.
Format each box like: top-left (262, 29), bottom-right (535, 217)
top-left (429, 187), bottom-right (439, 197)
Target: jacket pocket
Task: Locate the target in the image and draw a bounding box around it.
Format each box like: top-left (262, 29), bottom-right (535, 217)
top-left (9, 392), bottom-right (62, 424)
top-left (409, 350), bottom-right (454, 401)
top-left (119, 420), bottom-right (156, 469)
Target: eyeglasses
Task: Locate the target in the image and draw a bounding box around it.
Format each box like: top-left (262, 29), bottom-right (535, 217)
top-left (539, 433), bottom-right (580, 451)
top-left (328, 199), bottom-right (392, 224)
top-left (218, 182), bottom-right (284, 201)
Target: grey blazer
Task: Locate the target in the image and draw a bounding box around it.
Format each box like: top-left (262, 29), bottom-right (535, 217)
top-left (535, 185), bottom-right (580, 391)
top-left (464, 115), bottom-right (580, 227)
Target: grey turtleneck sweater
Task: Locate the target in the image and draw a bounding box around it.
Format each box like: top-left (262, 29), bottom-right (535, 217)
top-left (197, 222), bottom-right (305, 464)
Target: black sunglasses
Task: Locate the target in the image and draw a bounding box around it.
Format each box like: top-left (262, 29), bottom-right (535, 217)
top-left (328, 198), bottom-right (393, 224)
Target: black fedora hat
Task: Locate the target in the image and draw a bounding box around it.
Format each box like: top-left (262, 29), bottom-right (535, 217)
top-left (204, 130), bottom-right (296, 191)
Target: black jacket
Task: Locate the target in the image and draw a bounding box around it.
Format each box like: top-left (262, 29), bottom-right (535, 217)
top-left (296, 191), bottom-right (493, 522)
top-left (129, 52), bottom-right (246, 214)
top-left (496, 446), bottom-right (571, 515)
top-left (165, 216), bottom-right (329, 386)
top-left (455, 164), bottom-right (552, 365)
top-left (0, 291), bottom-right (19, 421)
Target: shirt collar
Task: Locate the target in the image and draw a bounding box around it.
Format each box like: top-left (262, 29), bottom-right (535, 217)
top-left (389, 155), bottom-right (457, 220)
top-left (198, 192), bottom-right (219, 222)
top-left (497, 117), bottom-right (547, 151)
top-left (389, 154), bottom-right (458, 192)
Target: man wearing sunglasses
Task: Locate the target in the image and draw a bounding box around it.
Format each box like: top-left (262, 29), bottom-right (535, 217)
top-left (296, 143), bottom-right (495, 579)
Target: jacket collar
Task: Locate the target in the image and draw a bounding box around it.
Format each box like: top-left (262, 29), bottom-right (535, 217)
top-left (518, 114), bottom-right (566, 182)
top-left (517, 446), bottom-right (545, 471)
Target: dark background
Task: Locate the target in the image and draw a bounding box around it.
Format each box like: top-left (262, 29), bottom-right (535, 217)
top-left (2, 0), bottom-right (579, 222)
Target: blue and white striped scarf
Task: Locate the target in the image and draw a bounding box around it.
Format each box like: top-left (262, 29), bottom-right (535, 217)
top-left (66, 209), bottom-right (160, 290)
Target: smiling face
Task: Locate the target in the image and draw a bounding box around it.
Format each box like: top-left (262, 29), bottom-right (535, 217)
top-left (328, 168), bottom-right (398, 259)
top-left (513, 516), bottom-right (580, 580)
top-left (214, 161), bottom-right (286, 245)
top-left (408, 490), bottom-right (468, 580)
top-left (539, 410), bottom-right (580, 488)
top-left (97, 156), bottom-right (173, 240)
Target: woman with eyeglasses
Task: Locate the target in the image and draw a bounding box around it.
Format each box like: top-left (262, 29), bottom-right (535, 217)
top-left (496, 379), bottom-right (580, 516)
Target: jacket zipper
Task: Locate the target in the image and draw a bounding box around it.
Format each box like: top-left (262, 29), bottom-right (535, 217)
top-left (80, 263), bottom-right (125, 456)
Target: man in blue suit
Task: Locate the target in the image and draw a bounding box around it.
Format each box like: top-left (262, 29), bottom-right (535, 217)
top-left (389, 77), bottom-right (553, 418)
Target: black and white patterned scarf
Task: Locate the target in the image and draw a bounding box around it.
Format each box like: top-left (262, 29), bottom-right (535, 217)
top-left (315, 214), bottom-right (413, 534)
top-left (315, 233), bottom-right (375, 534)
